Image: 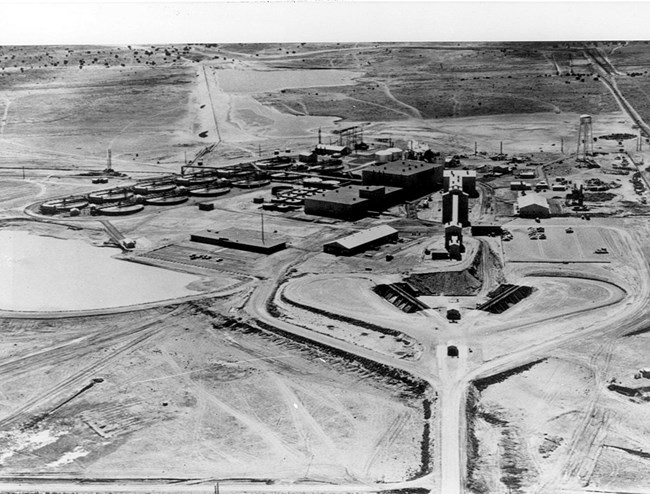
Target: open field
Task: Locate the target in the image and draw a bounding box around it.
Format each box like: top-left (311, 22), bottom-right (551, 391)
top-left (0, 305), bottom-right (430, 482)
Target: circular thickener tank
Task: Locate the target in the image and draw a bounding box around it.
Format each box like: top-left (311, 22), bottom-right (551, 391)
top-left (144, 195), bottom-right (189, 206)
top-left (189, 187), bottom-right (231, 198)
top-left (100, 204), bottom-right (145, 216)
top-left (88, 190), bottom-right (134, 204)
top-left (175, 175), bottom-right (216, 186)
top-left (133, 183), bottom-right (176, 195)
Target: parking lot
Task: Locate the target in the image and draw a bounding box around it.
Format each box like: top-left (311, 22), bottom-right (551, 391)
top-left (503, 225), bottom-right (616, 263)
top-left (138, 242), bottom-right (263, 275)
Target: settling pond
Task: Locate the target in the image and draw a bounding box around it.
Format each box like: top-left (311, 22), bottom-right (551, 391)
top-left (213, 68), bottom-right (364, 138)
top-left (0, 230), bottom-right (201, 312)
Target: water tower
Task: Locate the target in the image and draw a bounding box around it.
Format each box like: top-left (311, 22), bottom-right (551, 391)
top-left (576, 114), bottom-right (594, 161)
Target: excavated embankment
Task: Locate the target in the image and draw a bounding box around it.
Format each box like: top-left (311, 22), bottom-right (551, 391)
top-left (405, 243), bottom-right (503, 296)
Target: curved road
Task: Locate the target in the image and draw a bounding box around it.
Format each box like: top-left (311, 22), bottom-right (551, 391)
top-left (241, 224), bottom-right (648, 494)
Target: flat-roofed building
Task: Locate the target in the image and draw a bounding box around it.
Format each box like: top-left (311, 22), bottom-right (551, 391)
top-left (362, 160), bottom-right (443, 198)
top-left (323, 225), bottom-right (399, 256)
top-left (510, 181), bottom-right (532, 191)
top-left (517, 170), bottom-right (536, 179)
top-left (304, 185), bottom-right (403, 220)
top-left (190, 227), bottom-right (286, 254)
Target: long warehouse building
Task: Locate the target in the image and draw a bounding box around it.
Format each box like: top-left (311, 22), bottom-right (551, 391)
top-left (323, 225), bottom-right (399, 256)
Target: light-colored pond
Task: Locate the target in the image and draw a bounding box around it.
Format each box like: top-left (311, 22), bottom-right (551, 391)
top-left (0, 230), bottom-right (201, 312)
top-left (213, 68), bottom-right (364, 138)
top-left (216, 69), bottom-right (363, 94)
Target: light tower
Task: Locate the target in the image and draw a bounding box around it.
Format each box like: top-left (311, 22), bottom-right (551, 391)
top-left (576, 114), bottom-right (594, 161)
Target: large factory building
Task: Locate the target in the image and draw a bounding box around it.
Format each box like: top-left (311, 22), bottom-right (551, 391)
top-left (362, 160), bottom-right (443, 198)
top-left (304, 185), bottom-right (403, 220)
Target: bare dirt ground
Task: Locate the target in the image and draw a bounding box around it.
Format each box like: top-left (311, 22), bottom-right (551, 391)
top-left (0, 304), bottom-right (427, 483)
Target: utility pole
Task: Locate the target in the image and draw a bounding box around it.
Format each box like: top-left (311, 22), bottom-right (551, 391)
top-left (474, 141), bottom-right (477, 156)
top-left (258, 144), bottom-right (262, 157)
top-left (184, 151), bottom-right (187, 165)
top-left (22, 166), bottom-right (25, 180)
top-left (500, 141), bottom-right (503, 155)
top-left (561, 137), bottom-right (564, 154)
top-left (318, 128), bottom-right (322, 144)
top-left (260, 212), bottom-right (265, 244)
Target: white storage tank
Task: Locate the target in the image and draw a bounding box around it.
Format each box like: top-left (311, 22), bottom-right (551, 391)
top-left (388, 147), bottom-right (403, 161)
top-left (374, 149), bottom-right (392, 163)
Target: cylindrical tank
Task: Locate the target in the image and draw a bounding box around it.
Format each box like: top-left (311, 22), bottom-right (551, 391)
top-left (144, 195), bottom-right (189, 206)
top-left (99, 204), bottom-right (144, 216)
top-left (374, 150), bottom-right (392, 163)
top-left (133, 183), bottom-right (176, 195)
top-left (388, 147), bottom-right (403, 161)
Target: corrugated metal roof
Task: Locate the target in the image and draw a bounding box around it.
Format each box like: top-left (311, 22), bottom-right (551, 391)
top-left (316, 144), bottom-right (347, 152)
top-left (330, 225), bottom-right (398, 250)
top-left (517, 193), bottom-right (549, 209)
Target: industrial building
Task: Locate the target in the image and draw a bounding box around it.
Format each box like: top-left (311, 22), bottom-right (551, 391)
top-left (298, 151), bottom-right (317, 163)
top-left (510, 181), bottom-right (532, 191)
top-left (516, 170), bottom-right (536, 179)
top-left (444, 222), bottom-right (464, 260)
top-left (323, 225), bottom-right (398, 256)
top-left (304, 185), bottom-right (403, 220)
top-left (442, 187), bottom-right (470, 227)
top-left (315, 144), bottom-right (350, 156)
top-left (471, 224), bottom-right (503, 236)
top-left (362, 160), bottom-right (443, 198)
top-left (443, 169), bottom-right (477, 196)
top-left (442, 182), bottom-right (470, 259)
top-left (516, 193), bottom-right (550, 218)
top-left (190, 227), bottom-right (286, 254)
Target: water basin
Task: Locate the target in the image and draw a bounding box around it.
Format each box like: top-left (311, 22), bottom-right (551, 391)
top-left (0, 230), bottom-right (202, 312)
